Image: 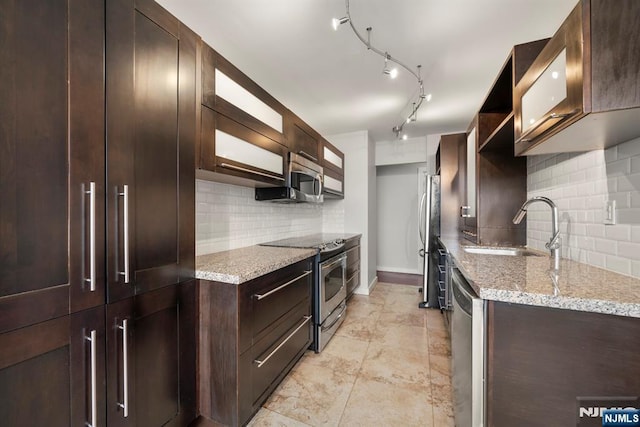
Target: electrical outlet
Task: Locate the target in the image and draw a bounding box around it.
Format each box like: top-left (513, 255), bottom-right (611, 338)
top-left (604, 200), bottom-right (616, 225)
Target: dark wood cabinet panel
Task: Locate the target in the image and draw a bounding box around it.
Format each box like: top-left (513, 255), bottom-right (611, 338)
top-left (0, 0), bottom-right (105, 331)
top-left (107, 281), bottom-right (197, 427)
top-left (106, 0), bottom-right (196, 303)
top-left (198, 105), bottom-right (288, 186)
top-left (0, 307), bottom-right (106, 427)
top-left (514, 0), bottom-right (640, 155)
top-left (320, 138), bottom-right (345, 175)
top-left (284, 112), bottom-right (321, 163)
top-left (487, 302), bottom-right (640, 427)
top-left (439, 133), bottom-right (466, 238)
top-left (201, 43), bottom-right (286, 145)
top-left (199, 258), bottom-right (313, 426)
top-left (461, 40), bottom-right (546, 245)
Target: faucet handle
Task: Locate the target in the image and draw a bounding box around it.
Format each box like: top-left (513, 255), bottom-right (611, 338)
top-left (545, 231), bottom-right (561, 250)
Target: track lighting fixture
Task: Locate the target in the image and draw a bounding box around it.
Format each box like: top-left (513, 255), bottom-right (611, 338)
top-left (382, 54), bottom-right (398, 79)
top-left (332, 0), bottom-right (430, 139)
top-left (332, 16), bottom-right (349, 31)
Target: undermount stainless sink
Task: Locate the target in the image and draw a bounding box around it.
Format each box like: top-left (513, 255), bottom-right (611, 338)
top-left (462, 246), bottom-right (544, 257)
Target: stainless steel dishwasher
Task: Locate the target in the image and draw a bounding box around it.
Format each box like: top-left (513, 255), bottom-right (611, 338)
top-left (450, 266), bottom-right (485, 427)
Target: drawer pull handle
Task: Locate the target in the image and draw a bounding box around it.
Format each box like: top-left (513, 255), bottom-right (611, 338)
top-left (254, 270), bottom-right (311, 301)
top-left (254, 315), bottom-right (311, 368)
top-left (219, 162), bottom-right (285, 182)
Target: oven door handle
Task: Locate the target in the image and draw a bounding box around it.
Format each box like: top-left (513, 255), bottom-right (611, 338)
top-left (321, 303), bottom-right (347, 332)
top-left (321, 255), bottom-right (346, 271)
top-left (253, 270), bottom-right (312, 301)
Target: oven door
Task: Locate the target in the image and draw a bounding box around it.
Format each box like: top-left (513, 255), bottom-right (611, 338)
top-left (319, 253), bottom-right (347, 323)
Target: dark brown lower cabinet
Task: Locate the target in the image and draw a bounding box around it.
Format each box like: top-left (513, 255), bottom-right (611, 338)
top-left (198, 258), bottom-right (313, 426)
top-left (0, 306), bottom-right (106, 427)
top-left (487, 301), bottom-right (640, 427)
top-left (345, 237), bottom-right (361, 298)
top-left (107, 281), bottom-right (197, 427)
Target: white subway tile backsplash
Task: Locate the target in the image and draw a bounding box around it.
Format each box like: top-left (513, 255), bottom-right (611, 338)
top-left (594, 238), bottom-right (617, 255)
top-left (632, 261), bottom-right (640, 278)
top-left (618, 242), bottom-right (640, 261)
top-left (527, 137), bottom-right (640, 279)
top-left (195, 179), bottom-right (344, 255)
top-left (604, 225), bottom-right (631, 242)
top-left (617, 136), bottom-right (640, 158)
top-left (605, 255), bottom-right (632, 276)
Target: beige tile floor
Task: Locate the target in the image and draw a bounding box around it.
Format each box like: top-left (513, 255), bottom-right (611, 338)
top-left (247, 282), bottom-right (454, 427)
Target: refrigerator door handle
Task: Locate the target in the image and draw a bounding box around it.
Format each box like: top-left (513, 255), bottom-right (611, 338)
top-left (419, 192), bottom-right (427, 245)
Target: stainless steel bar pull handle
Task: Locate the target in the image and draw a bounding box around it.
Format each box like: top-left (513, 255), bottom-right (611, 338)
top-left (85, 330), bottom-right (98, 427)
top-left (298, 150), bottom-right (318, 162)
top-left (254, 316), bottom-right (311, 368)
top-left (219, 162), bottom-right (285, 182)
top-left (515, 108), bottom-right (580, 144)
top-left (117, 319), bottom-right (129, 417)
top-left (118, 185), bottom-right (130, 284)
top-left (85, 182), bottom-right (97, 291)
top-left (254, 270), bottom-right (312, 300)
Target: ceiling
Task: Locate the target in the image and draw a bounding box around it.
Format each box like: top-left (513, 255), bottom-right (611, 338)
top-left (156, 0), bottom-right (577, 143)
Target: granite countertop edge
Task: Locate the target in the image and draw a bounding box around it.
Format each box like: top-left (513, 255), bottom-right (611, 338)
top-left (195, 246), bottom-right (317, 285)
top-left (439, 235), bottom-right (640, 318)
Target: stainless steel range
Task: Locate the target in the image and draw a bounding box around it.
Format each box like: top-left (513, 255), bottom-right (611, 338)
top-left (261, 234), bottom-right (348, 352)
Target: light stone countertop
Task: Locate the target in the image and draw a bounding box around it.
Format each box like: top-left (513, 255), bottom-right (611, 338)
top-left (196, 246), bottom-right (317, 284)
top-left (439, 236), bottom-right (640, 318)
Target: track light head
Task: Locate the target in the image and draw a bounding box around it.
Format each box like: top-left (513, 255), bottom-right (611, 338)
top-left (332, 16), bottom-right (349, 31)
top-left (382, 54), bottom-right (398, 79)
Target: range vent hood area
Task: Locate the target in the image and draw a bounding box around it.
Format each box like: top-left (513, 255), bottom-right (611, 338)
top-left (255, 153), bottom-right (324, 203)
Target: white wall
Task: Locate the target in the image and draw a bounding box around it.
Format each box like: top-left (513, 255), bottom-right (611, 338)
top-left (195, 180), bottom-right (344, 255)
top-left (376, 136), bottom-right (427, 166)
top-left (376, 163), bottom-right (426, 274)
top-left (526, 137), bottom-right (640, 279)
top-left (328, 130), bottom-right (378, 294)
top-left (374, 134), bottom-right (440, 275)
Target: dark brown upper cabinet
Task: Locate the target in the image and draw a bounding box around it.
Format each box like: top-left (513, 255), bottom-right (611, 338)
top-left (284, 111), bottom-right (321, 163)
top-left (514, 0), bottom-right (640, 156)
top-left (320, 137), bottom-right (345, 199)
top-left (106, 0), bottom-right (196, 303)
top-left (199, 43), bottom-right (288, 186)
top-left (0, 0), bottom-right (105, 333)
top-left (463, 40), bottom-right (547, 245)
top-left (199, 105), bottom-right (288, 187)
top-left (201, 43), bottom-right (286, 144)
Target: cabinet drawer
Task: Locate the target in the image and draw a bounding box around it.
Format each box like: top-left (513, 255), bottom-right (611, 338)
top-left (251, 268), bottom-right (312, 340)
top-left (250, 302), bottom-right (312, 404)
top-left (346, 272), bottom-right (360, 297)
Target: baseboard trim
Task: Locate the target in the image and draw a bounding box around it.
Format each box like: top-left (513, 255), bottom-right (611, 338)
top-left (377, 270), bottom-right (423, 286)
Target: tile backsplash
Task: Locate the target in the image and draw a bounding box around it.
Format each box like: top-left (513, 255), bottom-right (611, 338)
top-left (526, 137), bottom-right (640, 279)
top-left (196, 179), bottom-right (344, 255)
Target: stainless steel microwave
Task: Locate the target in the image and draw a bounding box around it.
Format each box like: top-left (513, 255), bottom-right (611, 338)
top-left (255, 153), bottom-right (323, 203)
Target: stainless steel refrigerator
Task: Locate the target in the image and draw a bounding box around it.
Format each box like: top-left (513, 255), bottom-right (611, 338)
top-left (418, 174), bottom-right (440, 308)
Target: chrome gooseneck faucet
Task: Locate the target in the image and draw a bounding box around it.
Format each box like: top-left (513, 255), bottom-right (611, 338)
top-left (512, 196), bottom-right (561, 270)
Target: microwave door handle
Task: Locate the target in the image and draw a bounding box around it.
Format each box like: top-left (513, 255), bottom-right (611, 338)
top-left (316, 173), bottom-right (323, 197)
